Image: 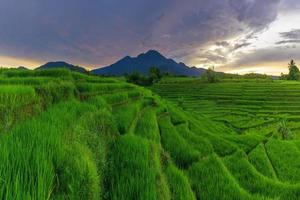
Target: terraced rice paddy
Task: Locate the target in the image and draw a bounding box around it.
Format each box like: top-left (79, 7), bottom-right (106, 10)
top-left (1, 70), bottom-right (300, 199)
top-left (151, 78), bottom-right (300, 199)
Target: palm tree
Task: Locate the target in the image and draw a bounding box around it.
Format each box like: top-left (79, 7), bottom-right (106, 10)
top-left (288, 60), bottom-right (300, 80)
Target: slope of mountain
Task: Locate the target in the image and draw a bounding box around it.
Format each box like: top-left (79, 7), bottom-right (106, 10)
top-left (36, 61), bottom-right (87, 73)
top-left (92, 50), bottom-right (206, 76)
top-left (17, 66), bottom-right (28, 70)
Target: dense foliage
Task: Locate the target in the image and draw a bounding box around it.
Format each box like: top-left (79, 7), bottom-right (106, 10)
top-left (280, 60), bottom-right (300, 80)
top-left (126, 67), bottom-right (163, 86)
top-left (288, 60), bottom-right (300, 80)
top-left (205, 66), bottom-right (218, 83)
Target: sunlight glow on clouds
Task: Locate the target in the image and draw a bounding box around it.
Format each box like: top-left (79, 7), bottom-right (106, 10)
top-left (0, 55), bottom-right (40, 69)
top-left (0, 0), bottom-right (299, 75)
top-left (190, 9), bottom-right (300, 75)
top-left (227, 63), bottom-right (289, 75)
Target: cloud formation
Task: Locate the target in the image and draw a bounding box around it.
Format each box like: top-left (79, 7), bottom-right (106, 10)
top-left (276, 40), bottom-right (300, 44)
top-left (280, 29), bottom-right (300, 39)
top-left (276, 29), bottom-right (300, 44)
top-left (0, 0), bottom-right (298, 74)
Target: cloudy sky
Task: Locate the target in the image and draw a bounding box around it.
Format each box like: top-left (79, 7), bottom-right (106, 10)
top-left (0, 0), bottom-right (300, 74)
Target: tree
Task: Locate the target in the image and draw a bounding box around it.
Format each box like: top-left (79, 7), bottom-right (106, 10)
top-left (149, 67), bottom-right (162, 83)
top-left (206, 66), bottom-right (217, 83)
top-left (126, 67), bottom-right (162, 86)
top-left (126, 72), bottom-right (141, 84)
top-left (126, 72), bottom-right (153, 86)
top-left (287, 60), bottom-right (300, 80)
top-left (244, 73), bottom-right (269, 79)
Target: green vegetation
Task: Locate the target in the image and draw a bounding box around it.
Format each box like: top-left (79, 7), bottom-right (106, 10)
top-left (106, 134), bottom-right (158, 200)
top-left (159, 116), bottom-right (200, 168)
top-left (280, 60), bottom-right (300, 80)
top-left (288, 60), bottom-right (300, 80)
top-left (165, 163), bottom-right (195, 200)
top-left (126, 67), bottom-right (162, 86)
top-left (188, 154), bottom-right (255, 200)
top-left (134, 108), bottom-right (160, 142)
top-left (0, 101), bottom-right (101, 199)
top-left (277, 119), bottom-right (293, 140)
top-left (0, 85), bottom-right (40, 131)
top-left (265, 139), bottom-right (300, 184)
top-left (248, 144), bottom-right (277, 179)
top-left (151, 76), bottom-right (300, 199)
top-left (205, 66), bottom-right (218, 83)
top-left (2, 68), bottom-right (300, 199)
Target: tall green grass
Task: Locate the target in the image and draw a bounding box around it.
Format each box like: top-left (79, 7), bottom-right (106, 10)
top-left (265, 139), bottom-right (300, 183)
top-left (76, 82), bottom-right (135, 98)
top-left (0, 85), bottom-right (40, 131)
top-left (189, 122), bottom-right (238, 156)
top-left (3, 73), bottom-right (300, 199)
top-left (0, 77), bottom-right (61, 85)
top-left (134, 108), bottom-right (160, 142)
top-left (0, 101), bottom-right (102, 199)
top-left (223, 133), bottom-right (265, 153)
top-left (223, 150), bottom-right (300, 199)
top-left (73, 103), bottom-right (119, 199)
top-left (102, 90), bottom-right (142, 105)
top-left (2, 68), bottom-right (72, 79)
top-left (248, 143), bottom-right (278, 179)
top-left (152, 77), bottom-right (300, 199)
top-left (188, 154), bottom-right (255, 200)
top-left (176, 123), bottom-right (213, 158)
top-left (103, 92), bottom-right (129, 105)
top-left (34, 82), bottom-right (76, 108)
top-left (72, 72), bottom-right (118, 83)
top-left (105, 134), bottom-right (159, 200)
top-left (165, 162), bottom-right (196, 200)
top-left (112, 100), bottom-right (143, 134)
top-left (158, 116), bottom-right (200, 168)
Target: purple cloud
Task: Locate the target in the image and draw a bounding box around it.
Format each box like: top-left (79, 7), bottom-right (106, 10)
top-left (0, 0), bottom-right (284, 68)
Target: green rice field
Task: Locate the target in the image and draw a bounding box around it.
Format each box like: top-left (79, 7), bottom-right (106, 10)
top-left (151, 77), bottom-right (300, 199)
top-left (1, 70), bottom-right (300, 199)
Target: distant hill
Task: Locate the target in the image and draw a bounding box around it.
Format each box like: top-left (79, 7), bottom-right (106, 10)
top-left (36, 61), bottom-right (87, 73)
top-left (91, 50), bottom-right (206, 76)
top-left (17, 66), bottom-right (28, 70)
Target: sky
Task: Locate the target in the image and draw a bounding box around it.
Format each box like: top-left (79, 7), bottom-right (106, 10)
top-left (0, 0), bottom-right (300, 75)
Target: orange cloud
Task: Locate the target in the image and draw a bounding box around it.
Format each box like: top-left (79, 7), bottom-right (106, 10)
top-left (0, 55), bottom-right (42, 69)
top-left (223, 61), bottom-right (290, 75)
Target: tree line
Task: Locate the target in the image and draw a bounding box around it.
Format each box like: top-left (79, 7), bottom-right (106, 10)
top-left (126, 60), bottom-right (300, 86)
top-left (125, 67), bottom-right (162, 86)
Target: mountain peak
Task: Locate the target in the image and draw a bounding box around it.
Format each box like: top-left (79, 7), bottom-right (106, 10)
top-left (92, 50), bottom-right (206, 76)
top-left (137, 50), bottom-right (165, 62)
top-left (145, 50), bottom-right (163, 56)
top-left (123, 55), bottom-right (131, 59)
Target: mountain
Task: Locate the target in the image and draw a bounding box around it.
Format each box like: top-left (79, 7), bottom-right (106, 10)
top-left (36, 61), bottom-right (87, 73)
top-left (91, 50), bottom-right (206, 76)
top-left (17, 66), bottom-right (28, 70)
